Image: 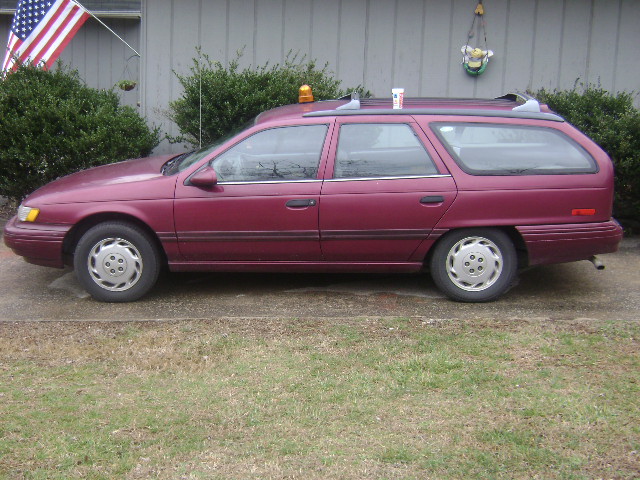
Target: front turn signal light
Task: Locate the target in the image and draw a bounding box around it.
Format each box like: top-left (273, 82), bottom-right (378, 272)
top-left (18, 205), bottom-right (40, 222)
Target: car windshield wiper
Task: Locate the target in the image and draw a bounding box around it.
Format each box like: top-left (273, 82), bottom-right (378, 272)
top-left (162, 151), bottom-right (194, 175)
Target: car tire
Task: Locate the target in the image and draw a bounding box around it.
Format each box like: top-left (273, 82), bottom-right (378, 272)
top-left (74, 222), bottom-right (161, 302)
top-left (429, 228), bottom-right (517, 302)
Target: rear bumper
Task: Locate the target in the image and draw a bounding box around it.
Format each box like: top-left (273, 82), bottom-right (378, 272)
top-left (517, 219), bottom-right (623, 266)
top-left (3, 216), bottom-right (70, 268)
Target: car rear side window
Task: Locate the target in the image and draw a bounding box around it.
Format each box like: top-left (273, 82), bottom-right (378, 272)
top-left (432, 123), bottom-right (598, 175)
top-left (213, 124), bottom-right (328, 182)
top-left (334, 123), bottom-right (438, 179)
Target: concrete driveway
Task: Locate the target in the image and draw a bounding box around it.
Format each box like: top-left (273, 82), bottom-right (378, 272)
top-left (1, 219), bottom-right (638, 323)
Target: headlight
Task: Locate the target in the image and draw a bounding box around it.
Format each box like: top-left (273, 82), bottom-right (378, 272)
top-left (18, 205), bottom-right (40, 222)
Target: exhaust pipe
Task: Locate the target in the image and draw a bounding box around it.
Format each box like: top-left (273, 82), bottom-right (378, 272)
top-left (589, 256), bottom-right (605, 270)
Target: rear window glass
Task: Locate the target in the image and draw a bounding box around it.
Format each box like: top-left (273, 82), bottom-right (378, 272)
top-left (432, 123), bottom-right (597, 175)
top-left (334, 123), bottom-right (438, 179)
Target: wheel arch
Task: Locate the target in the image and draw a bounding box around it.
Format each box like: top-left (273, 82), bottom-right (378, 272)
top-left (425, 225), bottom-right (529, 270)
top-left (62, 213), bottom-right (168, 267)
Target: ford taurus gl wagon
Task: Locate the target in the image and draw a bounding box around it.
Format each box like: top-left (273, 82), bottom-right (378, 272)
top-left (4, 92), bottom-right (623, 302)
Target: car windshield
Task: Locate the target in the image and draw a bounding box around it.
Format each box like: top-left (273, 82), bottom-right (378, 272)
top-left (162, 120), bottom-right (255, 175)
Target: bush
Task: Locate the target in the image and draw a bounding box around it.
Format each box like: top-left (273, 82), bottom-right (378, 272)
top-left (168, 50), bottom-right (367, 146)
top-left (0, 63), bottom-right (160, 201)
top-left (532, 86), bottom-right (640, 230)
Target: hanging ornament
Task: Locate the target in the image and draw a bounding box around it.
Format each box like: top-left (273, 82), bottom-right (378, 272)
top-left (461, 1), bottom-right (493, 76)
top-left (461, 45), bottom-right (493, 76)
top-left (115, 54), bottom-right (139, 91)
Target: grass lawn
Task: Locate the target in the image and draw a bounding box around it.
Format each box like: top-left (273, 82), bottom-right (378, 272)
top-left (0, 317), bottom-right (638, 479)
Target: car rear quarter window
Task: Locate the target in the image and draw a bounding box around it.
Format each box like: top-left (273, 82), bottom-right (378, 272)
top-left (432, 123), bottom-right (598, 175)
top-left (213, 124), bottom-right (328, 182)
top-left (334, 123), bottom-right (438, 179)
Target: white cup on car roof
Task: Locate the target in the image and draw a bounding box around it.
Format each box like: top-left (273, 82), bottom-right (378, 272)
top-left (392, 88), bottom-right (404, 109)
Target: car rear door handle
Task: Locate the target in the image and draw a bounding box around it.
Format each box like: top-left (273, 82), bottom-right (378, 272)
top-left (286, 199), bottom-right (317, 208)
top-left (420, 195), bottom-right (445, 204)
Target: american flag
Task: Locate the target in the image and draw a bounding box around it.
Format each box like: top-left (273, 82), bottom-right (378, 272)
top-left (2, 0), bottom-right (90, 73)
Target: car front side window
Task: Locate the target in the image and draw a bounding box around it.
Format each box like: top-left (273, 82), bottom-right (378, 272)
top-left (212, 124), bottom-right (328, 182)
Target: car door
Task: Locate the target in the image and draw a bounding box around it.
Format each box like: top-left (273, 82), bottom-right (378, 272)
top-left (319, 117), bottom-right (457, 262)
top-left (174, 123), bottom-right (330, 262)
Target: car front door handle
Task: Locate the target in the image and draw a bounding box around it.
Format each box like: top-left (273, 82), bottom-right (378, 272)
top-left (420, 195), bottom-right (445, 204)
top-left (286, 199), bottom-right (317, 208)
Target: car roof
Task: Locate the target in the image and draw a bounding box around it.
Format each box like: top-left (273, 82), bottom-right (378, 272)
top-left (254, 93), bottom-right (564, 125)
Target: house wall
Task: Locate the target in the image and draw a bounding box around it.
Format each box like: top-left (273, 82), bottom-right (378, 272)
top-left (141, 0), bottom-right (639, 153)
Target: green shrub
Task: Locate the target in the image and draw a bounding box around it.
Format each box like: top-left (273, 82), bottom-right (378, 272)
top-left (0, 63), bottom-right (160, 201)
top-left (168, 50), bottom-right (367, 146)
top-left (532, 86), bottom-right (640, 229)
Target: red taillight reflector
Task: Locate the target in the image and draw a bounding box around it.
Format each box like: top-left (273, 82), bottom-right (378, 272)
top-left (572, 209), bottom-right (596, 216)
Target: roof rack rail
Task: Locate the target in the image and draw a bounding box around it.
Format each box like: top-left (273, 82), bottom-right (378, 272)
top-left (495, 93), bottom-right (542, 113)
top-left (359, 97), bottom-right (515, 107)
top-left (303, 108), bottom-right (563, 122)
top-left (495, 92), bottom-right (537, 104)
top-left (336, 91), bottom-right (360, 110)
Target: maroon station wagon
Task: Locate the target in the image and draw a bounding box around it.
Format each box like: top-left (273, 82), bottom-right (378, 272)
top-left (4, 92), bottom-right (623, 302)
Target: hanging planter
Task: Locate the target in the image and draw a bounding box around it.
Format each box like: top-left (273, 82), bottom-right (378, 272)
top-left (461, 1), bottom-right (493, 76)
top-left (116, 57), bottom-right (139, 91)
top-left (116, 79), bottom-right (137, 91)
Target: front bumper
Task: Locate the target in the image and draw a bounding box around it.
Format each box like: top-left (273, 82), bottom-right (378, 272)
top-left (3, 216), bottom-right (71, 268)
top-left (517, 219), bottom-right (623, 266)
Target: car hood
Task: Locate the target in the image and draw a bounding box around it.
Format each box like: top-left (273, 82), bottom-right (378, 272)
top-left (24, 154), bottom-right (179, 205)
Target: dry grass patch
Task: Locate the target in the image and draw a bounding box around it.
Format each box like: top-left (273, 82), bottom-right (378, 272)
top-left (0, 318), bottom-right (638, 479)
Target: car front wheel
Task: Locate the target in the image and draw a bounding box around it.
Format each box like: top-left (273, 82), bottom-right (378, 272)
top-left (429, 229), bottom-right (517, 302)
top-left (74, 222), bottom-right (161, 302)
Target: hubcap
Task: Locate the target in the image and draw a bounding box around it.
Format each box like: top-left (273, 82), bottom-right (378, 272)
top-left (446, 236), bottom-right (503, 292)
top-left (87, 237), bottom-right (143, 291)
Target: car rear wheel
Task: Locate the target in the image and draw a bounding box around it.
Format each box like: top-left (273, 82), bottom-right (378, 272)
top-left (74, 222), bottom-right (161, 302)
top-left (429, 229), bottom-right (517, 302)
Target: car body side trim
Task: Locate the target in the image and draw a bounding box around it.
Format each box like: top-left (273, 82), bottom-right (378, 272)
top-left (321, 229), bottom-right (432, 240)
top-left (325, 174), bottom-right (452, 182)
top-left (177, 229), bottom-right (434, 243)
top-left (177, 230), bottom-right (320, 242)
top-left (217, 179), bottom-right (323, 186)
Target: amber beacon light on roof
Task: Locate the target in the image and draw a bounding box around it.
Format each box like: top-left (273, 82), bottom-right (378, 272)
top-left (298, 85), bottom-right (314, 103)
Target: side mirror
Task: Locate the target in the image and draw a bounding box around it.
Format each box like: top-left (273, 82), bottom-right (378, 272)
top-left (189, 167), bottom-right (218, 188)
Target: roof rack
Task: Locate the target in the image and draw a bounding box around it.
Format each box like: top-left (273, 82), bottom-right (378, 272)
top-left (302, 91), bottom-right (557, 120)
top-left (358, 97), bottom-right (517, 108)
top-left (303, 108), bottom-right (563, 122)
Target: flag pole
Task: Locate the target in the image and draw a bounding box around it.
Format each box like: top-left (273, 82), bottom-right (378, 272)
top-left (199, 51), bottom-right (202, 148)
top-left (73, 0), bottom-right (140, 57)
